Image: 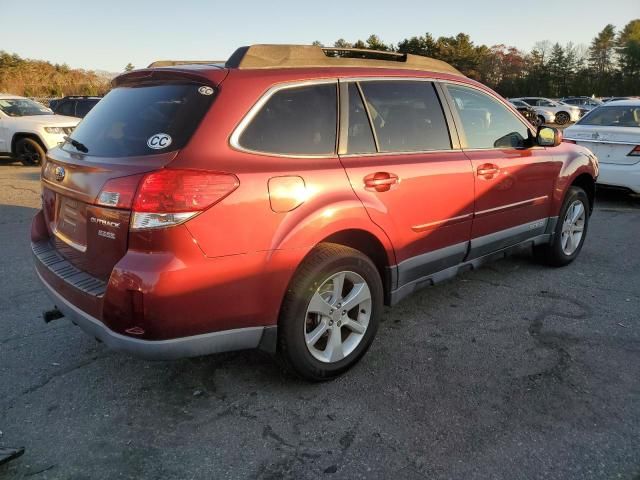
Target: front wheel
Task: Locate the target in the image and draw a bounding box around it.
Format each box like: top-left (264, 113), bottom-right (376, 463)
top-left (16, 137), bottom-right (46, 166)
top-left (278, 243), bottom-right (383, 381)
top-left (534, 186), bottom-right (589, 267)
top-left (555, 111), bottom-right (570, 125)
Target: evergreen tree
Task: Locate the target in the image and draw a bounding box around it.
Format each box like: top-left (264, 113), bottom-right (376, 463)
top-left (617, 19), bottom-right (640, 92)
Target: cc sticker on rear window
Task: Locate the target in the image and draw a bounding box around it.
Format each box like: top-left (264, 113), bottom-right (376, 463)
top-left (147, 133), bottom-right (172, 149)
top-left (198, 86), bottom-right (214, 96)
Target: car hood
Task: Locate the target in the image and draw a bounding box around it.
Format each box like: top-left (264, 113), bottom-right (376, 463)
top-left (564, 124), bottom-right (639, 143)
top-left (10, 114), bottom-right (80, 127)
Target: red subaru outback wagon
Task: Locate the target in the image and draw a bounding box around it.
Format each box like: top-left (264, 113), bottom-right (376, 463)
top-left (32, 45), bottom-right (598, 380)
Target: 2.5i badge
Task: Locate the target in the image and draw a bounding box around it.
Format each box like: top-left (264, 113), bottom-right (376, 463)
top-left (147, 133), bottom-right (172, 149)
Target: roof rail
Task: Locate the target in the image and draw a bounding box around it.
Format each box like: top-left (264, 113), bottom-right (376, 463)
top-left (147, 60), bottom-right (225, 68)
top-left (225, 44), bottom-right (463, 76)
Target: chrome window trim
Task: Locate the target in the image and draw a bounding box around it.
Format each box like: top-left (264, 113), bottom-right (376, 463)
top-left (229, 78), bottom-right (339, 159)
top-left (229, 75), bottom-right (540, 159)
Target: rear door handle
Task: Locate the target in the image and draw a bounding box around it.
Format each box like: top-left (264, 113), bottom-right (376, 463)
top-left (477, 164), bottom-right (500, 178)
top-left (364, 172), bottom-right (399, 192)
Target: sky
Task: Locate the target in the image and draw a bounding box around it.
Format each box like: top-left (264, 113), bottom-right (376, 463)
top-left (1, 0), bottom-right (639, 73)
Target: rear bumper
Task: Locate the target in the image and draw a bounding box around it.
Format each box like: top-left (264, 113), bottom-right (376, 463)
top-left (36, 269), bottom-right (273, 360)
top-left (597, 162), bottom-right (640, 193)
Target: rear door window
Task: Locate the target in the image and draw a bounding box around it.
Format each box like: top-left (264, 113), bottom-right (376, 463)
top-left (447, 84), bottom-right (530, 149)
top-left (64, 83), bottom-right (215, 157)
top-left (358, 81), bottom-right (451, 152)
top-left (238, 83), bottom-right (337, 156)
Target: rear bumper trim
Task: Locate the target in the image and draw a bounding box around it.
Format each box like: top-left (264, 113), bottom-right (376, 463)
top-left (32, 241), bottom-right (106, 297)
top-left (36, 269), bottom-right (269, 360)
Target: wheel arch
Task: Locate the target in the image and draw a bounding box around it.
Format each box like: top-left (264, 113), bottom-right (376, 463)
top-left (320, 229), bottom-right (394, 305)
top-left (570, 172), bottom-right (596, 213)
top-left (551, 148), bottom-right (598, 215)
top-left (11, 132), bottom-right (47, 154)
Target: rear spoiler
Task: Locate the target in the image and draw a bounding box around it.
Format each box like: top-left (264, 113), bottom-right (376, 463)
top-left (113, 68), bottom-right (228, 88)
top-left (147, 60), bottom-right (225, 68)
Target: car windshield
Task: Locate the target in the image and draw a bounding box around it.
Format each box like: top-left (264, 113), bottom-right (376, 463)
top-left (578, 106), bottom-right (640, 127)
top-left (0, 98), bottom-right (52, 117)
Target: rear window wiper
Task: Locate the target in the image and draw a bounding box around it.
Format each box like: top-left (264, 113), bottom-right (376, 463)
top-left (64, 136), bottom-right (89, 153)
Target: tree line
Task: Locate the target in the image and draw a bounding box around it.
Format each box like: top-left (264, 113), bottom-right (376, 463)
top-left (1, 20), bottom-right (637, 99)
top-left (314, 19), bottom-right (639, 98)
top-left (0, 51), bottom-right (110, 97)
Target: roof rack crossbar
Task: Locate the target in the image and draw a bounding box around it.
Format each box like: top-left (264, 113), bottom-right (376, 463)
top-left (321, 47), bottom-right (407, 61)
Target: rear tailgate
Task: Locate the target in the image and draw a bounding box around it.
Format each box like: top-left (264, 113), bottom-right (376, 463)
top-left (36, 70), bottom-right (227, 282)
top-left (41, 149), bottom-right (177, 280)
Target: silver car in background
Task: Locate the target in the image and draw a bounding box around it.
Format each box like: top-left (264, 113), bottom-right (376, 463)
top-left (513, 97), bottom-right (582, 125)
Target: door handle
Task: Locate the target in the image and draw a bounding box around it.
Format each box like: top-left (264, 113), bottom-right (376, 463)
top-left (477, 164), bottom-right (500, 178)
top-left (364, 172), bottom-right (399, 192)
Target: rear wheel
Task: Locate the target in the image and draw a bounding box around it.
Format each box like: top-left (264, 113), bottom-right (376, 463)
top-left (555, 111), bottom-right (570, 125)
top-left (278, 243), bottom-right (383, 381)
top-left (534, 186), bottom-right (589, 267)
top-left (16, 137), bottom-right (46, 166)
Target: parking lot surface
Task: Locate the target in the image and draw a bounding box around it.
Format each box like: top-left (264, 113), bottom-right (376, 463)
top-left (1, 163), bottom-right (639, 480)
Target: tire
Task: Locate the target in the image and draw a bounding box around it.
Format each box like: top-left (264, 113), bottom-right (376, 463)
top-left (535, 115), bottom-right (545, 127)
top-left (534, 186), bottom-right (589, 267)
top-left (15, 137), bottom-right (46, 166)
top-left (555, 111), bottom-right (570, 125)
top-left (278, 243), bottom-right (383, 381)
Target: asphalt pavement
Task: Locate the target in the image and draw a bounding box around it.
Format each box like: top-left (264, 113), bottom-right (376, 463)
top-left (0, 162), bottom-right (639, 480)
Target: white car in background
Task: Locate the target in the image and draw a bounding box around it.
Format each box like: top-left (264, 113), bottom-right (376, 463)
top-left (0, 94), bottom-right (80, 165)
top-left (509, 99), bottom-right (556, 126)
top-left (513, 97), bottom-right (582, 125)
top-left (564, 100), bottom-right (640, 193)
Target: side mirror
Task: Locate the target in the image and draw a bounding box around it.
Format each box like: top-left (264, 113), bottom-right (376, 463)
top-left (537, 126), bottom-right (562, 147)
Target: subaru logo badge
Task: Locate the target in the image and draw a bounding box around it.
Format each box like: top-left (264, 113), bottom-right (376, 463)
top-left (54, 166), bottom-right (65, 182)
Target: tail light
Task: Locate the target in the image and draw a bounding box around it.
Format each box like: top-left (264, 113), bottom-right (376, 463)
top-left (97, 174), bottom-right (144, 209)
top-left (628, 146), bottom-right (640, 156)
top-left (96, 169), bottom-right (239, 230)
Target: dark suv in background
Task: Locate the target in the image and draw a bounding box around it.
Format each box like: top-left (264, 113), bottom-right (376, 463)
top-left (50, 96), bottom-right (102, 118)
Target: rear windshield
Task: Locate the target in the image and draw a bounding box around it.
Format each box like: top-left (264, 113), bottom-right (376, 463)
top-left (577, 105), bottom-right (640, 127)
top-left (64, 83), bottom-right (215, 157)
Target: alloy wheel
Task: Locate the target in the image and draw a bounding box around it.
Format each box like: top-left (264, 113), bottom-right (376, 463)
top-left (555, 112), bottom-right (569, 125)
top-left (561, 200), bottom-right (586, 255)
top-left (304, 271), bottom-right (371, 363)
